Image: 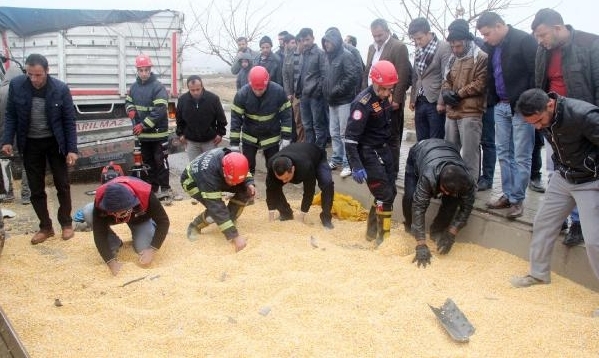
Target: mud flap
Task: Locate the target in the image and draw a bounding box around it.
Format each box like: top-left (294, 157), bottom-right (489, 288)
top-left (428, 298), bottom-right (475, 342)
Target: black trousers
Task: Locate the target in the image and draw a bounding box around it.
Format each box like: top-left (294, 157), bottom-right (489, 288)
top-left (531, 129), bottom-right (544, 181)
top-left (141, 140), bottom-right (170, 192)
top-left (360, 145), bottom-right (396, 211)
top-left (242, 144), bottom-right (279, 176)
top-left (389, 107), bottom-right (405, 178)
top-left (23, 137), bottom-right (72, 230)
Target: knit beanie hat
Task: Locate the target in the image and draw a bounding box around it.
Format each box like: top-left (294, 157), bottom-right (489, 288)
top-left (259, 35), bottom-right (273, 46)
top-left (99, 183), bottom-right (140, 212)
top-left (447, 19), bottom-right (474, 41)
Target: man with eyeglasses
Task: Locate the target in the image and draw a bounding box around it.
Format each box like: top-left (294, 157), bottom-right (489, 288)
top-left (345, 60), bottom-right (398, 247)
top-left (92, 176), bottom-right (170, 276)
top-left (510, 89), bottom-right (599, 315)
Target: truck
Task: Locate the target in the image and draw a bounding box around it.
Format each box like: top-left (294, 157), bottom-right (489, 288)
top-left (0, 7), bottom-right (185, 175)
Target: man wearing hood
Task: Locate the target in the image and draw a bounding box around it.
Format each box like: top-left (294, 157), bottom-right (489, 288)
top-left (235, 52), bottom-right (254, 90)
top-left (0, 64), bottom-right (30, 205)
top-left (441, 19), bottom-right (488, 179)
top-left (322, 27), bottom-right (360, 178)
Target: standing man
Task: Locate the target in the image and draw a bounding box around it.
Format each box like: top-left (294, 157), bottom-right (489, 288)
top-left (181, 148), bottom-right (255, 252)
top-left (126, 54), bottom-right (177, 200)
top-left (407, 17), bottom-right (451, 141)
top-left (230, 66), bottom-right (292, 176)
top-left (231, 36), bottom-right (258, 76)
top-left (176, 75), bottom-right (227, 161)
top-left (322, 27), bottom-right (360, 178)
top-left (345, 60), bottom-right (398, 247)
top-left (531, 8), bottom-right (599, 246)
top-left (298, 28), bottom-right (328, 150)
top-left (402, 139), bottom-right (476, 268)
top-left (510, 89), bottom-right (599, 317)
top-left (255, 36), bottom-right (283, 86)
top-left (282, 33), bottom-right (305, 143)
top-left (477, 11), bottom-right (537, 219)
top-left (2, 53), bottom-right (78, 244)
top-left (93, 176), bottom-right (169, 276)
top-left (441, 19), bottom-right (488, 178)
top-left (363, 18), bottom-right (412, 178)
top-left (266, 142), bottom-right (334, 229)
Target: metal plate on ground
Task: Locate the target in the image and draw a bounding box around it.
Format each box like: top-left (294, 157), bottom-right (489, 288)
top-left (429, 298), bottom-right (475, 342)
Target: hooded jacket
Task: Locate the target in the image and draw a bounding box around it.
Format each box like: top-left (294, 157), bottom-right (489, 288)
top-left (236, 52), bottom-right (254, 90)
top-left (321, 28), bottom-right (360, 105)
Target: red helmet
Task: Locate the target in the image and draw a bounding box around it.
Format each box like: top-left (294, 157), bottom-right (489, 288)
top-left (369, 60), bottom-right (398, 86)
top-left (222, 152), bottom-right (249, 185)
top-left (135, 54), bottom-right (153, 68)
top-left (248, 66), bottom-right (269, 90)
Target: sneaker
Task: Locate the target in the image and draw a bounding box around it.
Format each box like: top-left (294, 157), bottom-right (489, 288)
top-left (528, 178), bottom-right (546, 193)
top-left (21, 197), bottom-right (31, 205)
top-left (328, 162), bottom-right (339, 170)
top-left (562, 221), bottom-right (584, 247)
top-left (486, 195), bottom-right (511, 209)
top-left (506, 203), bottom-right (523, 219)
top-left (3, 193), bottom-right (14, 203)
top-left (167, 188), bottom-right (184, 201)
top-left (510, 275), bottom-right (548, 288)
top-left (340, 167), bottom-right (352, 178)
top-left (477, 179), bottom-right (492, 191)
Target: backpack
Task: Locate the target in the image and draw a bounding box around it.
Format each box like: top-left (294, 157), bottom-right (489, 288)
top-left (100, 162), bottom-right (125, 184)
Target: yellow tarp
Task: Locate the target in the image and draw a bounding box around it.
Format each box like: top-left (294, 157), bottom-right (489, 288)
top-left (313, 192), bottom-right (368, 221)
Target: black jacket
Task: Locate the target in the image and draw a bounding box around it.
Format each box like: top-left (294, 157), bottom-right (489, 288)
top-left (544, 93), bottom-right (599, 184)
top-left (486, 25), bottom-right (537, 110)
top-left (535, 26), bottom-right (599, 106)
top-left (266, 142), bottom-right (328, 214)
top-left (175, 90), bottom-right (227, 142)
top-left (407, 138), bottom-right (476, 239)
top-left (125, 73), bottom-right (169, 141)
top-left (254, 52), bottom-right (283, 86)
top-left (321, 28), bottom-right (361, 105)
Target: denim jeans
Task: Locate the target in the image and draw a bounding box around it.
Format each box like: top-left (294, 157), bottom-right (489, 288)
top-left (494, 102), bottom-right (534, 204)
top-left (414, 98), bottom-right (445, 141)
top-left (531, 129), bottom-right (544, 180)
top-left (328, 103), bottom-right (350, 168)
top-left (479, 107), bottom-right (496, 184)
top-left (300, 96), bottom-right (328, 149)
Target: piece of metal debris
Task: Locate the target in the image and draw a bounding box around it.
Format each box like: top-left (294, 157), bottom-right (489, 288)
top-left (428, 298), bottom-right (475, 342)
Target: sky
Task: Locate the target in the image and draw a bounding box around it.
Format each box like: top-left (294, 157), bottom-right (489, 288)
top-left (1, 0), bottom-right (592, 72)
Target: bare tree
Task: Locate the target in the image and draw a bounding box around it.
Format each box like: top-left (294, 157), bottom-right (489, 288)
top-left (374, 0), bottom-right (533, 40)
top-left (183, 0), bottom-right (281, 66)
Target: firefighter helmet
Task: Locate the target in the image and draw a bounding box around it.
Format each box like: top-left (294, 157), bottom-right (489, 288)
top-left (135, 54), bottom-right (153, 68)
top-left (248, 66), bottom-right (269, 90)
top-left (369, 60), bottom-right (398, 86)
top-left (222, 152), bottom-right (249, 185)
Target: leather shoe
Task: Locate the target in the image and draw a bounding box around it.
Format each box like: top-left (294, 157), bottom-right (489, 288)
top-left (31, 229), bottom-right (55, 245)
top-left (506, 203), bottom-right (523, 219)
top-left (62, 226), bottom-right (75, 240)
top-left (477, 179), bottom-right (492, 191)
top-left (528, 178), bottom-right (546, 193)
top-left (486, 195), bottom-right (511, 209)
top-left (562, 221), bottom-right (584, 247)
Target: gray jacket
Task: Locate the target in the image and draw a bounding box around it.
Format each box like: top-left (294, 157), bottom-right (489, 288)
top-left (410, 38), bottom-right (451, 105)
top-left (0, 66), bottom-right (23, 138)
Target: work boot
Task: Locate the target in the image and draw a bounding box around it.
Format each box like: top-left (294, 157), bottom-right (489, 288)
top-left (186, 212), bottom-right (212, 241)
top-left (562, 221), bottom-right (584, 247)
top-left (375, 212), bottom-right (392, 247)
top-left (365, 206), bottom-right (377, 241)
top-left (528, 178), bottom-right (546, 193)
top-left (31, 229), bottom-right (55, 245)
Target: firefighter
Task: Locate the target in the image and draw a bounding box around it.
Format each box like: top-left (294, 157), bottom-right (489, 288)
top-left (344, 60), bottom-right (398, 247)
top-left (126, 54), bottom-right (180, 201)
top-left (92, 176), bottom-right (170, 276)
top-left (180, 148), bottom-right (256, 252)
top-left (229, 65), bottom-right (292, 176)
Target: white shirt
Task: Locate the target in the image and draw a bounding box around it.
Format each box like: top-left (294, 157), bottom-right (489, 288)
top-left (368, 35), bottom-right (391, 85)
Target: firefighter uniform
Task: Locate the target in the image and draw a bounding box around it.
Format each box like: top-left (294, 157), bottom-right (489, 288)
top-left (125, 73), bottom-right (170, 193)
top-left (230, 82), bottom-right (292, 174)
top-left (180, 148), bottom-right (254, 241)
top-left (344, 86), bottom-right (397, 245)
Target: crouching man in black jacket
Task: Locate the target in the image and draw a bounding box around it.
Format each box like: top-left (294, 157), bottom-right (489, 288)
top-left (402, 138), bottom-right (476, 267)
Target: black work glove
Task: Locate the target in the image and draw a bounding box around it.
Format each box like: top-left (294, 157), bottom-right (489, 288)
top-left (437, 231), bottom-right (456, 255)
top-left (412, 244), bottom-right (432, 268)
top-left (441, 90), bottom-right (461, 106)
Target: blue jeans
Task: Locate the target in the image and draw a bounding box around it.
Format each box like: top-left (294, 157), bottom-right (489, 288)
top-left (414, 98), bottom-right (445, 141)
top-left (479, 107), bottom-right (496, 184)
top-left (300, 96), bottom-right (328, 150)
top-left (494, 102), bottom-right (534, 204)
top-left (328, 103), bottom-right (350, 168)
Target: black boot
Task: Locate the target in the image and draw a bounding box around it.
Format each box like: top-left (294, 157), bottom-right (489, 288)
top-left (366, 206), bottom-right (377, 241)
top-left (562, 221), bottom-right (584, 247)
